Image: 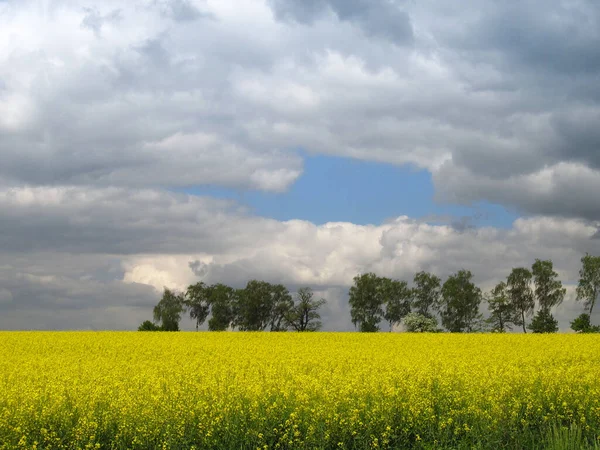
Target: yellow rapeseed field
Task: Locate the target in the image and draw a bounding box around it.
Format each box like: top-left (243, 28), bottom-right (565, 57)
top-left (0, 332), bottom-right (599, 449)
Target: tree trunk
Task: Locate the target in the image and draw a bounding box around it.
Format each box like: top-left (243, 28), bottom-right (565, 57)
top-left (522, 310), bottom-right (527, 333)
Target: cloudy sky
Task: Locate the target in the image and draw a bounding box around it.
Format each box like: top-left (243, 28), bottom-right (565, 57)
top-left (1, 0), bottom-right (599, 331)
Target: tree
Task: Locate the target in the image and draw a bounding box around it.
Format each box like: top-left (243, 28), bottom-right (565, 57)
top-left (285, 287), bottom-right (326, 332)
top-left (138, 320), bottom-right (162, 331)
top-left (528, 309), bottom-right (559, 333)
top-left (412, 271), bottom-right (441, 318)
top-left (348, 273), bottom-right (384, 332)
top-left (576, 253), bottom-right (600, 315)
top-left (234, 280), bottom-right (275, 331)
top-left (153, 288), bottom-right (185, 332)
top-left (486, 281), bottom-right (518, 332)
top-left (381, 278), bottom-right (412, 331)
top-left (438, 269), bottom-right (482, 332)
top-left (207, 283), bottom-right (235, 331)
top-left (506, 267), bottom-right (535, 333)
top-left (269, 284), bottom-right (293, 331)
top-left (184, 282), bottom-right (211, 331)
top-left (532, 259), bottom-right (566, 312)
top-left (403, 312), bottom-right (439, 332)
top-left (570, 313), bottom-right (600, 333)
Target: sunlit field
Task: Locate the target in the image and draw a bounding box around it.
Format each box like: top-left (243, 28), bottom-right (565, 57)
top-left (1, 333), bottom-right (599, 449)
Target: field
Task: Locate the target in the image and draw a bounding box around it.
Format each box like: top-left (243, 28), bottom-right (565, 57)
top-left (1, 333), bottom-right (600, 449)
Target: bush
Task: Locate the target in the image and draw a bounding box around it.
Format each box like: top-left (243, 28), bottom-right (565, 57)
top-left (528, 310), bottom-right (558, 333)
top-left (137, 320), bottom-right (163, 331)
top-left (570, 313), bottom-right (600, 333)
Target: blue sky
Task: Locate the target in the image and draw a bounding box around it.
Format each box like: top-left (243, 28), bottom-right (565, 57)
top-left (182, 154), bottom-right (519, 229)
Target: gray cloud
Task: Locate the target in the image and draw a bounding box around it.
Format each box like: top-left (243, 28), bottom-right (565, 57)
top-left (162, 0), bottom-right (208, 22)
top-left (470, 0), bottom-right (600, 76)
top-left (268, 0), bottom-right (413, 44)
top-left (0, 252), bottom-right (159, 330)
top-left (1, 0), bottom-right (600, 219)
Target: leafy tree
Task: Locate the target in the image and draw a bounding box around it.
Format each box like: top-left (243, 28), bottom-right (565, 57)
top-left (285, 287), bottom-right (326, 332)
top-left (486, 281), bottom-right (518, 332)
top-left (438, 269), bottom-right (482, 332)
top-left (381, 278), bottom-right (412, 331)
top-left (138, 320), bottom-right (162, 331)
top-left (507, 267), bottom-right (535, 333)
top-left (349, 273), bottom-right (384, 332)
top-left (184, 282), bottom-right (211, 331)
top-left (230, 288), bottom-right (245, 329)
top-left (269, 284), bottom-right (294, 331)
top-left (570, 313), bottom-right (600, 333)
top-left (528, 309), bottom-right (559, 333)
top-left (234, 280), bottom-right (276, 331)
top-left (576, 253), bottom-right (600, 315)
top-left (153, 288), bottom-right (185, 332)
top-left (532, 259), bottom-right (566, 312)
top-left (412, 271), bottom-right (441, 318)
top-left (529, 259), bottom-right (565, 334)
top-left (403, 312), bottom-right (439, 332)
top-left (207, 283), bottom-right (235, 331)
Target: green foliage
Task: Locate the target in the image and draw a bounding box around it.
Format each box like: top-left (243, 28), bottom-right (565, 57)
top-left (528, 309), bottom-right (559, 333)
top-left (486, 281), bottom-right (518, 332)
top-left (184, 282), bottom-right (211, 331)
top-left (507, 267), bottom-right (535, 333)
top-left (285, 287), bottom-right (326, 331)
top-left (153, 288), bottom-right (185, 331)
top-left (380, 278), bottom-right (412, 331)
top-left (232, 281), bottom-right (292, 331)
top-left (532, 259), bottom-right (566, 312)
top-left (269, 284), bottom-right (293, 331)
top-left (439, 269), bottom-right (482, 332)
top-left (576, 253), bottom-right (600, 315)
top-left (570, 313), bottom-right (600, 333)
top-left (412, 271), bottom-right (441, 318)
top-left (348, 273), bottom-right (384, 332)
top-left (234, 280), bottom-right (275, 331)
top-left (543, 424), bottom-right (600, 450)
top-left (137, 320), bottom-right (162, 331)
top-left (207, 283), bottom-right (236, 331)
top-left (403, 312), bottom-right (439, 332)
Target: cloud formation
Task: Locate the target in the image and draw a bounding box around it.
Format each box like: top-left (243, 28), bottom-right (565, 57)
top-left (0, 0), bottom-right (599, 218)
top-left (1, 0), bottom-right (600, 330)
top-left (1, 186), bottom-right (598, 331)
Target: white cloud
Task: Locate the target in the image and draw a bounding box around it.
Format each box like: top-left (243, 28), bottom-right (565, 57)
top-left (0, 0), bottom-right (598, 219)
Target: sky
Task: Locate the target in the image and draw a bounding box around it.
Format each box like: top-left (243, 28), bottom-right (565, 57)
top-left (1, 0), bottom-right (599, 331)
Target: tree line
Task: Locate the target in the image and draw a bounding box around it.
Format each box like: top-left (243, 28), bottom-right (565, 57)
top-left (140, 253), bottom-right (600, 333)
top-left (349, 254), bottom-right (600, 333)
top-left (139, 281), bottom-right (326, 332)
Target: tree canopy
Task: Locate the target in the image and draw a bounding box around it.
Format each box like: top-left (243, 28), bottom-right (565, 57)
top-left (153, 288), bottom-right (185, 332)
top-left (439, 270), bottom-right (482, 332)
top-left (349, 273), bottom-right (384, 332)
top-left (576, 254), bottom-right (600, 315)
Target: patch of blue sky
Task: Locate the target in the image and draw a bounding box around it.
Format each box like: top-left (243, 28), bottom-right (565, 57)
top-left (179, 154), bottom-right (519, 229)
